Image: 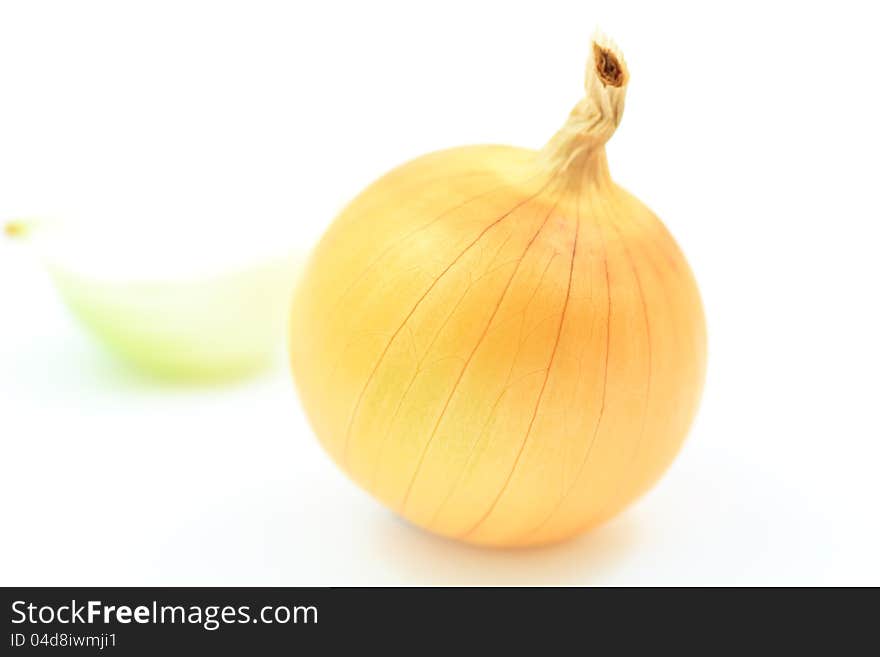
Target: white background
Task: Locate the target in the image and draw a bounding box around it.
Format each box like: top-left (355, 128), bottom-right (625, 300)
top-left (1, 0), bottom-right (878, 585)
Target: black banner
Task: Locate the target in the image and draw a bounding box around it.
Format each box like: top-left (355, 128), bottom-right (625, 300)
top-left (0, 587), bottom-right (867, 652)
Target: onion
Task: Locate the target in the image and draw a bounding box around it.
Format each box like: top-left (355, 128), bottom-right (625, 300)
top-left (7, 218), bottom-right (302, 381)
top-left (290, 34), bottom-right (706, 546)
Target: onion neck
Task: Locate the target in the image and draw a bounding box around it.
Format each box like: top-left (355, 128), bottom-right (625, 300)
top-left (538, 34), bottom-right (629, 186)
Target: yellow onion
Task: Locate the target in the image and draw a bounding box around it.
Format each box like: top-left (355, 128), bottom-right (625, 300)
top-left (290, 34), bottom-right (706, 547)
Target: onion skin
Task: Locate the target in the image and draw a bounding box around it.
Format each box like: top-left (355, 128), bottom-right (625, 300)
top-left (290, 38), bottom-right (706, 547)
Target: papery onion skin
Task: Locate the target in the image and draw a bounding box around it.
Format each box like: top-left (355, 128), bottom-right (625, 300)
top-left (290, 36), bottom-right (706, 547)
